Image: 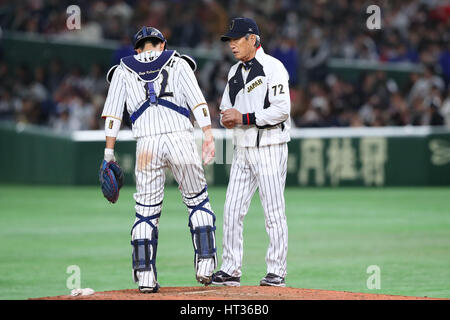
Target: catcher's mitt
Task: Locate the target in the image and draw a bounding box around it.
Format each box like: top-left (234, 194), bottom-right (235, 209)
top-left (99, 160), bottom-right (124, 203)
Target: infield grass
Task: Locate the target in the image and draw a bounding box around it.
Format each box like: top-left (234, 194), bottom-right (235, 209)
top-left (0, 185), bottom-right (449, 299)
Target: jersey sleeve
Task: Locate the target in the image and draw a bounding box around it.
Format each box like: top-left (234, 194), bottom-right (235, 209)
top-left (254, 60), bottom-right (290, 126)
top-left (218, 67), bottom-right (235, 126)
top-left (219, 82), bottom-right (232, 111)
top-left (101, 65), bottom-right (126, 121)
top-left (177, 58), bottom-right (211, 127)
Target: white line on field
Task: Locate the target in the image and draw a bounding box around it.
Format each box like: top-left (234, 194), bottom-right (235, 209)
top-left (183, 290), bottom-right (219, 294)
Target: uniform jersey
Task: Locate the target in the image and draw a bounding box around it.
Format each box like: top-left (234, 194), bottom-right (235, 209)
top-left (220, 46), bottom-right (291, 147)
top-left (102, 50), bottom-right (210, 138)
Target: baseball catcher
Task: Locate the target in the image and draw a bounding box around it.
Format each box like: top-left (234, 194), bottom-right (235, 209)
top-left (99, 26), bottom-right (217, 293)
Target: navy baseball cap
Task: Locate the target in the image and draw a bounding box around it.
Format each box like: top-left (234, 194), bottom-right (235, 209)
top-left (221, 17), bottom-right (260, 42)
top-left (133, 26), bottom-right (166, 49)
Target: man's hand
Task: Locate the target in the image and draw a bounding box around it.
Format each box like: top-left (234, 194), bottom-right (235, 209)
top-left (221, 109), bottom-right (243, 129)
top-left (202, 125), bottom-right (215, 165)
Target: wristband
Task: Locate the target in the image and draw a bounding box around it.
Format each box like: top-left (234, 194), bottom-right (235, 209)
top-left (242, 112), bottom-right (256, 125)
top-left (192, 103), bottom-right (212, 128)
top-left (104, 148), bottom-right (115, 162)
top-left (105, 117), bottom-right (121, 138)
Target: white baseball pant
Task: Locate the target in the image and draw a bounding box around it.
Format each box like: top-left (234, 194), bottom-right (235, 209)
top-left (220, 143), bottom-right (288, 278)
top-left (131, 130), bottom-right (216, 287)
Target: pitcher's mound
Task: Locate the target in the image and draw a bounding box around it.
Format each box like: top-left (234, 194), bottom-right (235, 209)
top-left (32, 286), bottom-right (445, 300)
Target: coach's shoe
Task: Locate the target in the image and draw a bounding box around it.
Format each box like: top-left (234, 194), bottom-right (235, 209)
top-left (139, 283), bottom-right (160, 293)
top-left (260, 273), bottom-right (286, 287)
top-left (211, 270), bottom-right (240, 286)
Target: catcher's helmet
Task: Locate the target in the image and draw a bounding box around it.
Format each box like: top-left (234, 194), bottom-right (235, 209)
top-left (133, 26), bottom-right (167, 50)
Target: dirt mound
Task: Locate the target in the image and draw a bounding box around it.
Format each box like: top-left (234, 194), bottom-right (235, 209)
top-left (32, 286), bottom-right (445, 300)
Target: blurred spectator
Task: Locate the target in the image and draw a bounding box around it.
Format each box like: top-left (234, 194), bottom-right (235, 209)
top-left (302, 28), bottom-right (330, 82)
top-left (439, 43), bottom-right (450, 87)
top-left (408, 65), bottom-right (445, 103)
top-left (47, 59), bottom-right (64, 92)
top-left (441, 89), bottom-right (450, 127)
top-left (112, 34), bottom-right (135, 65)
top-left (271, 37), bottom-right (300, 85)
top-left (0, 90), bottom-right (17, 121)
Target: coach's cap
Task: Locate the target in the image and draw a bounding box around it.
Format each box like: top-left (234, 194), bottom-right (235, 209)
top-left (221, 17), bottom-right (259, 42)
top-left (133, 26), bottom-right (166, 49)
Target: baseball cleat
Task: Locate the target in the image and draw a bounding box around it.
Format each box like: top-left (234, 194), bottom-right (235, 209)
top-left (211, 270), bottom-right (240, 286)
top-left (260, 273), bottom-right (286, 287)
top-left (139, 283), bottom-right (160, 293)
top-left (196, 275), bottom-right (212, 286)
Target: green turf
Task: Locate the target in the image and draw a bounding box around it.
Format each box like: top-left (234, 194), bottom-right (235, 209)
top-left (0, 185), bottom-right (449, 300)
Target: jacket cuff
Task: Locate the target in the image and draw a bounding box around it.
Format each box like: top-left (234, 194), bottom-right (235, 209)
top-left (242, 112), bottom-right (256, 125)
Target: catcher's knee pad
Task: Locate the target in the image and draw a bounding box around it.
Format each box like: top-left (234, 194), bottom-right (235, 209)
top-left (131, 228), bottom-right (158, 280)
top-left (130, 211), bottom-right (161, 236)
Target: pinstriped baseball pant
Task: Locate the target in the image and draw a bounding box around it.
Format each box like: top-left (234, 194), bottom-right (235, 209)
top-left (220, 143), bottom-right (288, 278)
top-left (132, 130), bottom-right (215, 287)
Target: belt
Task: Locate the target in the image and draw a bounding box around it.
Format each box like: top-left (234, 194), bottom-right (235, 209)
top-left (256, 122), bottom-right (285, 130)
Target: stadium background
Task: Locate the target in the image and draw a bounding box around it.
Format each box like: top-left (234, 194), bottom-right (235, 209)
top-left (0, 0), bottom-right (449, 299)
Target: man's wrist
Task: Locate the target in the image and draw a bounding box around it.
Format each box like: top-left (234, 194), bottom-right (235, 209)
top-left (242, 112), bottom-right (256, 125)
top-left (104, 148), bottom-right (115, 162)
top-left (202, 125), bottom-right (212, 132)
top-left (203, 132), bottom-right (214, 143)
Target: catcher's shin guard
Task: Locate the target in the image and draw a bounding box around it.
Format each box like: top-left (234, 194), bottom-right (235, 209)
top-left (131, 227), bottom-right (158, 283)
top-left (191, 225), bottom-right (217, 262)
top-left (186, 186), bottom-right (218, 271)
top-left (130, 205), bottom-right (161, 284)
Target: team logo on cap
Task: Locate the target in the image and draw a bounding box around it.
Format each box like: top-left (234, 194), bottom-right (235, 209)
top-left (230, 20), bottom-right (235, 30)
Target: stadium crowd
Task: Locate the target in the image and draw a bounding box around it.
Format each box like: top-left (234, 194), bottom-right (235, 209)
top-left (0, 0), bottom-right (449, 130)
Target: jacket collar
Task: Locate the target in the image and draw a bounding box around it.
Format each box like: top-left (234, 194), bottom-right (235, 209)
top-left (242, 46), bottom-right (264, 70)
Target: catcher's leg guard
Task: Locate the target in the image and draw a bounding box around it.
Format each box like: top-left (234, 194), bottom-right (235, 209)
top-left (131, 210), bottom-right (160, 285)
top-left (191, 225), bottom-right (216, 260)
top-left (185, 186), bottom-right (218, 273)
top-left (131, 227), bottom-right (158, 283)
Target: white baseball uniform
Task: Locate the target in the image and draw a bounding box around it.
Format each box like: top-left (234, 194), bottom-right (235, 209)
top-left (219, 46), bottom-right (290, 278)
top-left (102, 49), bottom-right (216, 288)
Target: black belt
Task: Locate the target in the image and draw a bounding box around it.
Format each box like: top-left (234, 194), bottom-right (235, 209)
top-left (255, 121), bottom-right (285, 147)
top-left (256, 122), bottom-right (285, 130)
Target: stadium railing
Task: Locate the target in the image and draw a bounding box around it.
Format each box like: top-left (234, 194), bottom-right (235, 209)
top-left (1, 121), bottom-right (449, 186)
